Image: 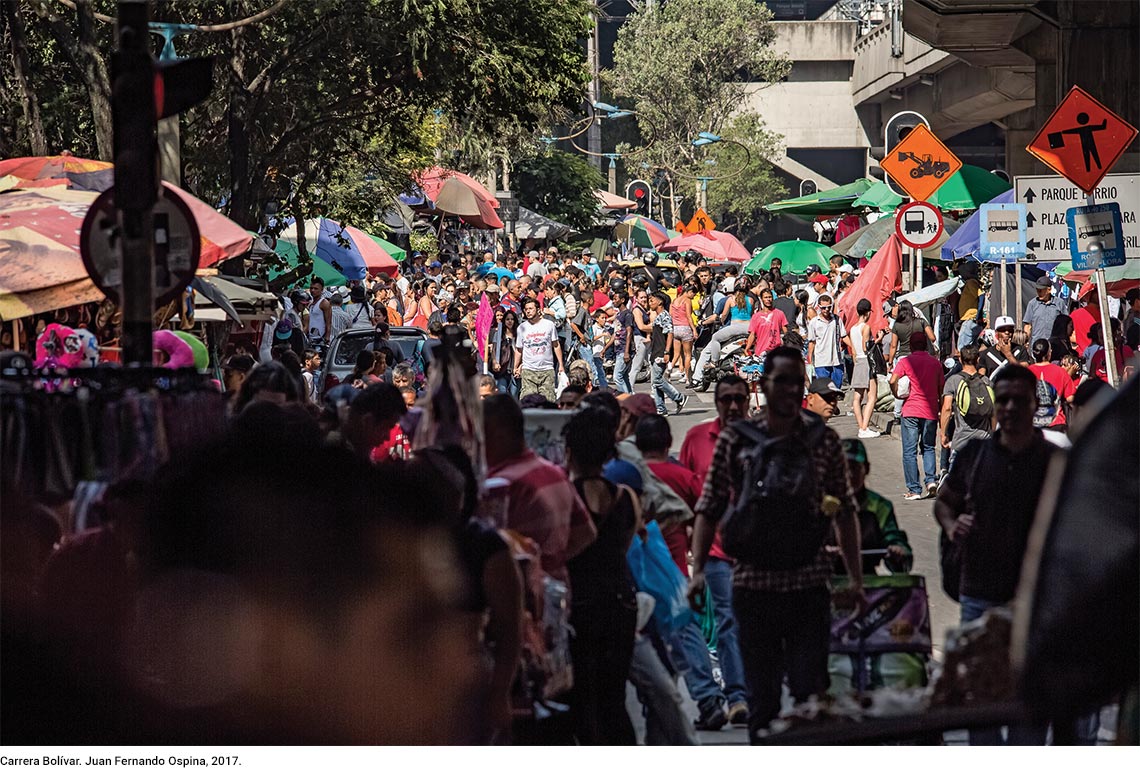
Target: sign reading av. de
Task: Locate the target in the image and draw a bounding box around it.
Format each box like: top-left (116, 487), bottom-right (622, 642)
top-left (1026, 86), bottom-right (1138, 194)
top-left (978, 203), bottom-right (1027, 262)
top-left (894, 200), bottom-right (944, 250)
top-left (1014, 173), bottom-right (1138, 262)
top-left (1066, 203), bottom-right (1126, 270)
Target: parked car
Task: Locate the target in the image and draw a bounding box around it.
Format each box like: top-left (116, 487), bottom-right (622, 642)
top-left (316, 325), bottom-right (432, 397)
top-left (618, 257), bottom-right (683, 289)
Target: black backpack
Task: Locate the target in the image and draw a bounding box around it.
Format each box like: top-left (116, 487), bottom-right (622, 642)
top-left (721, 414), bottom-right (831, 570)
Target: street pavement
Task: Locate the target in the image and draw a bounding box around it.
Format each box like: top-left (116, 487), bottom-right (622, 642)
top-left (623, 375), bottom-right (955, 745)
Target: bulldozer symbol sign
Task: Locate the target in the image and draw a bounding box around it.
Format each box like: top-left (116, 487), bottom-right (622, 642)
top-left (881, 124), bottom-right (962, 202)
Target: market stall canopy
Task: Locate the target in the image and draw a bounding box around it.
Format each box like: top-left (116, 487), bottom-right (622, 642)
top-left (514, 207), bottom-right (575, 241)
top-left (192, 275), bottom-right (278, 323)
top-left (659, 230), bottom-right (750, 261)
top-left (595, 189), bottom-right (636, 211)
top-left (940, 189), bottom-right (1017, 261)
top-left (615, 214), bottom-right (671, 249)
top-left (0, 187), bottom-right (104, 320)
top-left (926, 165), bottom-right (1012, 211)
top-left (834, 215), bottom-right (962, 259)
top-left (763, 178), bottom-right (875, 218)
top-left (836, 235), bottom-right (904, 333)
top-left (403, 166), bottom-right (504, 229)
top-left (1053, 258), bottom-right (1139, 297)
top-left (746, 239), bottom-right (838, 275)
top-left (0, 152), bottom-right (112, 192)
top-left (895, 276), bottom-right (963, 308)
top-left (852, 181), bottom-right (904, 213)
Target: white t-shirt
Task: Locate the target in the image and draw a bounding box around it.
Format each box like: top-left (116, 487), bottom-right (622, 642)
top-left (849, 321), bottom-right (869, 359)
top-left (518, 318), bottom-right (559, 371)
top-left (807, 314), bottom-right (847, 368)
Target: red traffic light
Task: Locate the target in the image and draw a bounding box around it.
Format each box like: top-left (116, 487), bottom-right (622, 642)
top-left (634, 187), bottom-right (646, 198)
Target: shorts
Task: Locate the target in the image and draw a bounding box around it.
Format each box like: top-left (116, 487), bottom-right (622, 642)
top-left (851, 357), bottom-right (871, 390)
top-left (673, 325), bottom-right (693, 343)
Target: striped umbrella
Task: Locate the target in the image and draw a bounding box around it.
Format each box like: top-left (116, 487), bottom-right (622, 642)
top-left (615, 214), bottom-right (670, 248)
top-left (275, 218), bottom-right (399, 280)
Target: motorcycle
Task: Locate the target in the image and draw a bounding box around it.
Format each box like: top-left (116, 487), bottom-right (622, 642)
top-left (693, 332), bottom-right (749, 393)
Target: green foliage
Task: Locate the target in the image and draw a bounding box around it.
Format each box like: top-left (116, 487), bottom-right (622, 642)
top-left (513, 150), bottom-right (604, 231)
top-left (605, 0), bottom-right (789, 241)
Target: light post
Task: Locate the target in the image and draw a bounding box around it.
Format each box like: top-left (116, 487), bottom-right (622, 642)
top-left (672, 132), bottom-right (750, 214)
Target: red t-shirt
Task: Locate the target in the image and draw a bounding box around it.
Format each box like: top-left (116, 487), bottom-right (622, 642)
top-left (647, 460), bottom-right (703, 578)
top-left (589, 290), bottom-right (612, 314)
top-left (679, 418), bottom-right (732, 563)
top-left (1071, 305), bottom-right (1100, 356)
top-left (1090, 345), bottom-right (1133, 383)
top-left (892, 351), bottom-right (944, 420)
top-left (1027, 362), bottom-right (1077, 427)
top-left (747, 308), bottom-right (788, 355)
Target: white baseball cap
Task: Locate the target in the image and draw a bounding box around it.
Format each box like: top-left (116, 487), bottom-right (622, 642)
top-left (994, 315), bottom-right (1016, 331)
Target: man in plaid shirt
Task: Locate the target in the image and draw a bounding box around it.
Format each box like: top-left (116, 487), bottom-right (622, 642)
top-left (687, 346), bottom-right (865, 742)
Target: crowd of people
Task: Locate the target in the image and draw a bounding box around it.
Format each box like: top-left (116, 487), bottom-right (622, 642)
top-left (3, 238), bottom-right (1137, 747)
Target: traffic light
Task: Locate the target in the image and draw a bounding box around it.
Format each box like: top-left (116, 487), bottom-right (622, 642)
top-left (877, 110), bottom-right (929, 197)
top-left (632, 184), bottom-right (650, 216)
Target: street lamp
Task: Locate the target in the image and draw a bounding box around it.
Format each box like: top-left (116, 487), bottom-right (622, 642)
top-left (692, 132), bottom-right (723, 147)
top-left (680, 132), bottom-right (750, 210)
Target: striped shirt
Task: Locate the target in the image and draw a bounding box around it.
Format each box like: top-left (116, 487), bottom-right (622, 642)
top-left (693, 410), bottom-right (858, 592)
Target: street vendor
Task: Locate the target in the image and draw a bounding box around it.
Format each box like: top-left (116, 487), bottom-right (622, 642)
top-left (834, 438), bottom-right (913, 576)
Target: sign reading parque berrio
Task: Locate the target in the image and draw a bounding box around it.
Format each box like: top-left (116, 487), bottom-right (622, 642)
top-left (1014, 173), bottom-right (1138, 262)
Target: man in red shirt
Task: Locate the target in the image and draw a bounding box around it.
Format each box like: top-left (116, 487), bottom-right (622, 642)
top-left (679, 374), bottom-right (751, 726)
top-left (1070, 289), bottom-right (1101, 358)
top-left (890, 330), bottom-right (945, 500)
top-left (1028, 339), bottom-right (1077, 431)
top-left (744, 288), bottom-right (788, 356)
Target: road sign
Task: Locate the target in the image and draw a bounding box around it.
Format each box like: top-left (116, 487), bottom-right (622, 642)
top-left (1027, 85), bottom-right (1138, 194)
top-left (881, 124), bottom-right (963, 202)
top-left (978, 203), bottom-right (1027, 262)
top-left (685, 208), bottom-right (716, 234)
top-left (495, 190), bottom-right (520, 222)
top-left (1067, 203), bottom-right (1126, 270)
top-left (1014, 173), bottom-right (1138, 262)
top-left (80, 187), bottom-right (200, 307)
top-left (894, 201), bottom-right (944, 250)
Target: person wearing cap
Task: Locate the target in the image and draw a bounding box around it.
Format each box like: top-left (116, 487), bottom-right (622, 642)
top-left (424, 260), bottom-right (444, 282)
top-left (806, 273), bottom-right (830, 307)
top-left (891, 330), bottom-right (945, 500)
top-left (806, 293), bottom-right (850, 388)
top-left (222, 354), bottom-right (256, 398)
top-left (805, 377), bottom-right (844, 421)
top-left (273, 317), bottom-right (306, 359)
top-left (837, 439), bottom-right (913, 576)
top-left (979, 315), bottom-right (1029, 376)
top-left (1023, 276), bottom-right (1063, 346)
top-left (525, 249), bottom-right (547, 280)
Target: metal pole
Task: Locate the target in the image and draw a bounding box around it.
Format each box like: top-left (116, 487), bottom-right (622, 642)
top-left (1086, 193), bottom-right (1119, 387)
top-left (1015, 257), bottom-right (1023, 331)
top-left (916, 247), bottom-right (923, 290)
top-left (1002, 256), bottom-right (1009, 319)
top-left (608, 159), bottom-right (617, 195)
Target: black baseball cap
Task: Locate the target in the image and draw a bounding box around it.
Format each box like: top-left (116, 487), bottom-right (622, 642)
top-left (808, 377), bottom-right (844, 400)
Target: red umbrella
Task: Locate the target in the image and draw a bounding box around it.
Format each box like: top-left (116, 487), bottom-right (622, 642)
top-left (660, 230), bottom-right (750, 261)
top-left (836, 234), bottom-right (903, 335)
top-left (413, 166), bottom-right (504, 229)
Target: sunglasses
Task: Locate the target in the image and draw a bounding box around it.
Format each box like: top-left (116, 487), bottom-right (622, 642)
top-left (716, 394), bottom-right (750, 405)
top-left (818, 305), bottom-right (833, 311)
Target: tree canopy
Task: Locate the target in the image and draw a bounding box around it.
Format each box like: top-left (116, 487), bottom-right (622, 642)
top-left (605, 0), bottom-right (790, 242)
top-left (512, 150), bottom-right (604, 231)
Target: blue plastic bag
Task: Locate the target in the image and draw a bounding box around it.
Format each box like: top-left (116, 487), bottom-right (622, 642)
top-left (627, 520), bottom-right (695, 638)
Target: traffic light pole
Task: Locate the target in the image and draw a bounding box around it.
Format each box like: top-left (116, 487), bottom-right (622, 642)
top-left (114, 1), bottom-right (158, 367)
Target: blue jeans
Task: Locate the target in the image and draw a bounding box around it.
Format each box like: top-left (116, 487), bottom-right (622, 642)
top-left (670, 621), bottom-right (725, 716)
top-left (651, 361), bottom-right (683, 413)
top-left (900, 416), bottom-right (938, 495)
top-left (494, 373), bottom-right (517, 398)
top-left (613, 349), bottom-right (633, 393)
top-left (960, 594), bottom-right (1002, 624)
top-left (958, 318), bottom-right (982, 350)
top-left (705, 558), bottom-right (749, 706)
top-left (814, 365), bottom-right (844, 387)
top-left (630, 337), bottom-right (649, 384)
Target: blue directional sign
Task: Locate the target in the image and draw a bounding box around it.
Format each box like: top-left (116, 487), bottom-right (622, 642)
top-left (1066, 202), bottom-right (1126, 270)
top-left (978, 203), bottom-right (1027, 262)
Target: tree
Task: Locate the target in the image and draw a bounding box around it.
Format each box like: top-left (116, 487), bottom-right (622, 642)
top-left (513, 150), bottom-right (604, 231)
top-left (605, 0), bottom-right (789, 241)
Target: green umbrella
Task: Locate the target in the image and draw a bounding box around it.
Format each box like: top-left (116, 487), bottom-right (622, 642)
top-left (763, 178), bottom-right (875, 217)
top-left (368, 233), bottom-right (406, 261)
top-left (851, 180), bottom-right (904, 213)
top-left (270, 240), bottom-right (348, 285)
top-left (746, 240), bottom-right (838, 274)
top-left (926, 165), bottom-right (1012, 211)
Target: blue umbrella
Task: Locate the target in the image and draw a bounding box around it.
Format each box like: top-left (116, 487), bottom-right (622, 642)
top-left (477, 265), bottom-right (515, 283)
top-left (276, 218), bottom-right (371, 280)
top-left (940, 189), bottom-right (1016, 262)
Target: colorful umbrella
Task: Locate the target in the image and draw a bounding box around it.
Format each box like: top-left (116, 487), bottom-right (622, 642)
top-left (660, 230), bottom-right (750, 261)
top-left (833, 215), bottom-right (962, 259)
top-left (745, 240), bottom-right (838, 275)
top-left (276, 218), bottom-right (399, 280)
top-left (368, 233), bottom-right (406, 262)
top-left (615, 214), bottom-right (670, 249)
top-left (763, 178), bottom-right (875, 218)
top-left (836, 235), bottom-right (904, 333)
top-left (0, 153), bottom-right (113, 192)
top-left (405, 166), bottom-right (504, 229)
top-left (926, 165), bottom-right (1012, 211)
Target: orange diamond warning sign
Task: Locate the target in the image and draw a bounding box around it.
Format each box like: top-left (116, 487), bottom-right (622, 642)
top-left (684, 208), bottom-right (716, 234)
top-left (1026, 85), bottom-right (1138, 195)
top-left (880, 124), bottom-right (962, 202)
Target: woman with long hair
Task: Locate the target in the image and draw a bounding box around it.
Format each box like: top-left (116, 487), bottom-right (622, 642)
top-left (490, 308), bottom-right (520, 397)
top-left (410, 280), bottom-right (440, 330)
top-left (888, 300), bottom-right (934, 362)
top-left (669, 282), bottom-right (697, 380)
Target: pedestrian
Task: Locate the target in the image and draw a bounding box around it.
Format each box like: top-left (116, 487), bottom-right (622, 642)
top-left (691, 284), bottom-right (753, 386)
top-left (1028, 339), bottom-right (1077, 432)
top-left (1023, 276), bottom-right (1063, 345)
top-left (979, 316), bottom-right (1030, 376)
top-left (342, 382), bottom-right (407, 462)
top-left (806, 293), bottom-right (850, 387)
top-left (804, 377), bottom-right (844, 422)
top-left (847, 298), bottom-right (881, 438)
top-left (939, 344), bottom-right (994, 466)
top-left (1070, 288), bottom-right (1101, 357)
top-left (669, 282), bottom-right (697, 381)
top-left (514, 297), bottom-right (564, 404)
top-left (837, 439), bottom-right (912, 576)
top-left (744, 288), bottom-right (788, 358)
top-left (307, 277), bottom-right (334, 347)
top-left (688, 346), bottom-right (865, 742)
top-left (629, 287), bottom-right (653, 384)
top-left (611, 288), bottom-right (635, 393)
top-left (956, 262), bottom-right (983, 350)
top-left (934, 364), bottom-right (1057, 745)
top-left (301, 348), bottom-right (321, 402)
top-left (891, 330), bottom-right (945, 500)
top-left (482, 394), bottom-right (596, 583)
top-left (647, 292), bottom-right (687, 416)
top-left (888, 300), bottom-right (934, 363)
top-left (562, 407), bottom-right (639, 745)
top-left (490, 308), bottom-right (519, 397)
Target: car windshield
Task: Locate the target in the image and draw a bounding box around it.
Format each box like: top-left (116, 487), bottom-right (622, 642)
top-left (332, 333), bottom-right (428, 367)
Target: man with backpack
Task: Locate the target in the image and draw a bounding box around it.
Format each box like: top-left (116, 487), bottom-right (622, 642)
top-left (940, 345), bottom-right (995, 466)
top-left (688, 346), bottom-right (865, 743)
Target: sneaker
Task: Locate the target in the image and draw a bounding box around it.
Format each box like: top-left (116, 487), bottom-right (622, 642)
top-left (857, 428), bottom-right (881, 439)
top-left (903, 492), bottom-right (924, 501)
top-left (657, 408), bottom-right (669, 416)
top-left (674, 394), bottom-right (689, 413)
top-left (694, 705), bottom-right (728, 732)
top-left (926, 482), bottom-right (939, 499)
top-left (728, 701), bottom-right (749, 726)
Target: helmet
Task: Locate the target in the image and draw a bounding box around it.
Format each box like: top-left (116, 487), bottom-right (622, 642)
top-left (666, 252), bottom-right (682, 263)
top-left (608, 276), bottom-right (628, 294)
top-left (684, 249), bottom-right (701, 263)
top-left (644, 253), bottom-right (658, 267)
